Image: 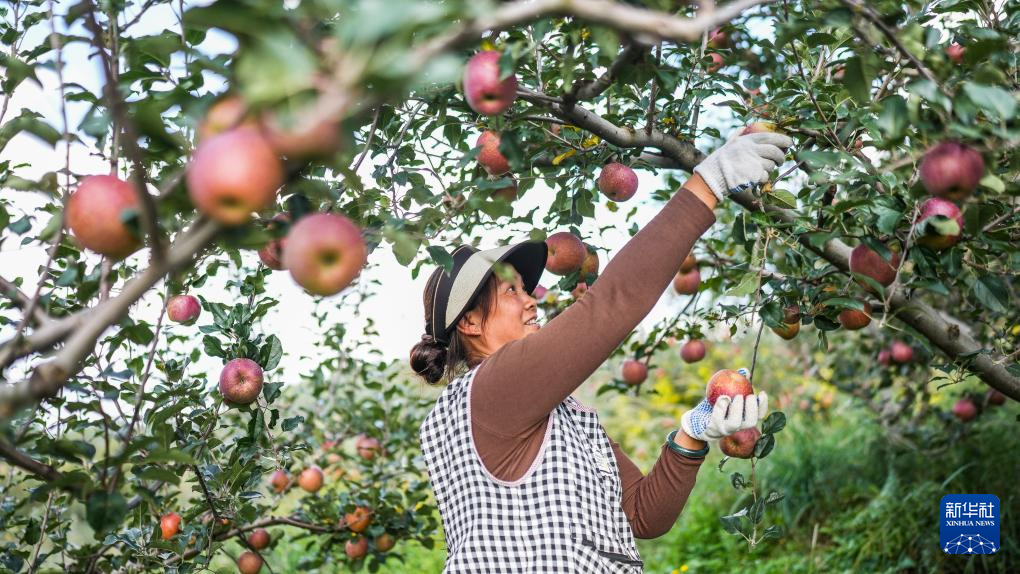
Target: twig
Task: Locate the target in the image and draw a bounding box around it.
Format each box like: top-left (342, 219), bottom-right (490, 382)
top-left (351, 106), bottom-right (381, 173)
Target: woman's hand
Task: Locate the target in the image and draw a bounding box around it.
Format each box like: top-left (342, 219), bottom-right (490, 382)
top-left (680, 369), bottom-right (769, 442)
top-left (693, 131), bottom-right (794, 201)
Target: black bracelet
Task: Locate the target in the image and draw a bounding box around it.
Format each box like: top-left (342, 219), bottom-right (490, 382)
top-left (666, 429), bottom-right (710, 459)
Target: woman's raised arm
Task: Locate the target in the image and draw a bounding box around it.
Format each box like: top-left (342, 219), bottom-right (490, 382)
top-left (470, 176), bottom-right (718, 436)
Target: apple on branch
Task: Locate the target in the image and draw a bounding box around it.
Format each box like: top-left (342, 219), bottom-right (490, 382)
top-left (621, 359), bottom-right (648, 386)
top-left (187, 127), bottom-right (283, 226)
top-left (282, 213), bottom-right (368, 296)
top-left (598, 162), bottom-right (638, 202)
top-left (545, 232), bottom-right (586, 275)
top-left (166, 295), bottom-right (201, 325)
top-left (67, 174), bottom-right (142, 259)
top-left (463, 51), bottom-right (518, 116)
top-left (218, 358), bottom-right (265, 405)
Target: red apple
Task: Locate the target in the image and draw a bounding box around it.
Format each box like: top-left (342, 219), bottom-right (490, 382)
top-left (598, 162), bottom-right (639, 202)
top-left (160, 512), bottom-right (181, 540)
top-left (345, 537), bottom-right (369, 560)
top-left (720, 427), bottom-right (760, 459)
top-left (283, 213), bottom-right (367, 296)
top-left (247, 528), bottom-right (270, 550)
top-left (952, 397), bottom-right (978, 422)
top-left (705, 369), bottom-right (754, 406)
top-left (258, 213), bottom-right (291, 270)
top-left (681, 340), bottom-right (706, 363)
top-left (545, 232), bottom-right (586, 275)
top-left (945, 43), bottom-right (966, 64)
top-left (914, 197), bottom-right (963, 251)
top-left (621, 359), bottom-right (647, 386)
top-left (877, 348), bottom-right (891, 366)
top-left (355, 434), bottom-right (382, 460)
top-left (344, 506), bottom-right (372, 533)
top-left (986, 389), bottom-right (1006, 406)
top-left (66, 174), bottom-right (142, 259)
top-left (580, 245), bottom-right (600, 278)
top-left (259, 239), bottom-right (286, 270)
top-left (237, 551), bottom-right (263, 574)
top-left (890, 340), bottom-right (913, 363)
top-left (679, 252), bottom-right (697, 273)
top-left (166, 295), bottom-right (201, 325)
top-left (673, 269), bottom-right (700, 295)
top-left (260, 107), bottom-right (342, 159)
top-left (849, 243), bottom-right (900, 289)
top-left (298, 466), bottom-right (324, 493)
top-left (476, 130), bottom-right (510, 176)
top-left (771, 322), bottom-right (800, 340)
top-left (708, 28), bottom-right (728, 49)
top-left (463, 51), bottom-right (518, 116)
top-left (490, 177), bottom-right (518, 202)
top-left (218, 358), bottom-right (265, 405)
top-left (269, 469), bottom-right (289, 493)
top-left (919, 141), bottom-right (985, 202)
top-left (741, 121), bottom-right (778, 135)
top-left (197, 95), bottom-right (254, 142)
top-left (374, 533), bottom-right (395, 552)
top-left (838, 301), bottom-right (872, 330)
top-left (706, 52), bottom-right (724, 73)
top-left (187, 127), bottom-right (283, 226)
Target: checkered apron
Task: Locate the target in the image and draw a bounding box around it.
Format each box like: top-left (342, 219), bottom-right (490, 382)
top-left (419, 365), bottom-right (644, 573)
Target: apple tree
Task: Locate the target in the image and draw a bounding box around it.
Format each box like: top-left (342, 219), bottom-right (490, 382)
top-left (1, 0), bottom-right (1018, 571)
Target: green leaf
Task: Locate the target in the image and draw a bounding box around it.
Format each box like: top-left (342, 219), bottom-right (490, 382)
top-left (236, 31), bottom-right (317, 103)
top-left (962, 83), bottom-right (1016, 120)
top-left (730, 472), bottom-right (746, 489)
top-left (386, 227), bottom-right (421, 266)
top-left (282, 416), bottom-right (305, 431)
top-left (820, 298), bottom-right (864, 311)
top-left (203, 336), bottom-right (225, 359)
top-left (767, 189), bottom-right (798, 209)
top-left (86, 491), bottom-right (128, 534)
top-left (971, 275), bottom-right (1008, 313)
top-left (761, 412), bottom-right (787, 435)
top-left (876, 96), bottom-right (908, 142)
top-left (761, 524), bottom-right (784, 541)
top-left (765, 490), bottom-right (785, 505)
top-left (753, 433), bottom-right (776, 459)
top-left (842, 57), bottom-right (870, 103)
top-left (726, 273), bottom-right (760, 297)
top-left (979, 173), bottom-right (1005, 193)
top-left (0, 110), bottom-right (62, 152)
top-left (749, 497), bottom-right (767, 524)
top-left (261, 335), bottom-right (283, 371)
top-left (719, 508), bottom-right (750, 537)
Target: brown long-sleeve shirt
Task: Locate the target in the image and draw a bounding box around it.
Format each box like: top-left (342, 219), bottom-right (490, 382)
top-left (470, 188), bottom-right (717, 539)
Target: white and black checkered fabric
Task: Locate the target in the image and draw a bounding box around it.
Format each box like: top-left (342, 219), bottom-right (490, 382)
top-left (420, 365), bottom-right (644, 573)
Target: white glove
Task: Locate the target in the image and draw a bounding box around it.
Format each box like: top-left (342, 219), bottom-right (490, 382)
top-left (693, 131), bottom-right (794, 201)
top-left (680, 369), bottom-right (769, 442)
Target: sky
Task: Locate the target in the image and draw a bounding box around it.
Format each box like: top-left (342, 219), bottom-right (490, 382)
top-left (0, 1), bottom-right (766, 385)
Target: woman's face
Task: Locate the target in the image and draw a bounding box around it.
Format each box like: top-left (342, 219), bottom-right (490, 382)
top-left (457, 269), bottom-right (540, 358)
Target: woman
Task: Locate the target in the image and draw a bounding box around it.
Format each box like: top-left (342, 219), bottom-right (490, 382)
top-left (410, 130), bottom-right (793, 573)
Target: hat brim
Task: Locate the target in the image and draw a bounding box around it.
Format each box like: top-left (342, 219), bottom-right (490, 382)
top-left (437, 240), bottom-right (548, 340)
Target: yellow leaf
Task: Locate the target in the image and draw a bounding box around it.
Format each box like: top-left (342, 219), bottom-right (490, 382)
top-left (580, 28), bottom-right (590, 40)
top-left (552, 149), bottom-right (577, 165)
top-left (480, 39), bottom-right (496, 51)
top-left (581, 135), bottom-right (601, 147)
